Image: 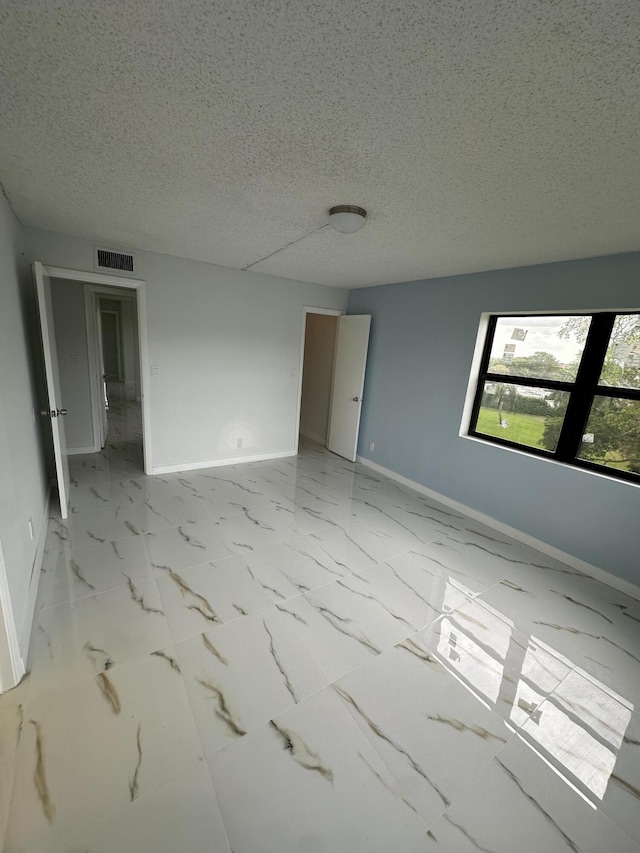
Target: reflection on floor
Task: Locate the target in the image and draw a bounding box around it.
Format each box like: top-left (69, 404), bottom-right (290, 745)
top-left (1, 400), bottom-right (639, 852)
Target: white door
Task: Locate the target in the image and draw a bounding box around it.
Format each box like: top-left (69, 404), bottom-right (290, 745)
top-left (327, 315), bottom-right (371, 462)
top-left (33, 262), bottom-right (71, 519)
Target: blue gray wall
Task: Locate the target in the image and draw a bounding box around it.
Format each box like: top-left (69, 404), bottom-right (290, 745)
top-left (348, 253), bottom-right (640, 585)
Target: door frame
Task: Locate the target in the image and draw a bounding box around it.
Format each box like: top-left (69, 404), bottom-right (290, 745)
top-left (43, 265), bottom-right (152, 474)
top-left (294, 306), bottom-right (344, 451)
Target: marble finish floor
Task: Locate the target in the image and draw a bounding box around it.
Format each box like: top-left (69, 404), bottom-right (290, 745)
top-left (1, 401), bottom-right (639, 852)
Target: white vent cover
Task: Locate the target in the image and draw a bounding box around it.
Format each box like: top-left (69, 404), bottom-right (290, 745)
top-left (94, 246), bottom-right (135, 273)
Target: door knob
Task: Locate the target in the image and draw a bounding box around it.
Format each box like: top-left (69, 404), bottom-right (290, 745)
top-left (41, 409), bottom-right (67, 418)
top-left (352, 396), bottom-right (361, 402)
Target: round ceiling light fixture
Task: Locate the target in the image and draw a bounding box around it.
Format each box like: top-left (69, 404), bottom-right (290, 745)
top-left (328, 205), bottom-right (367, 234)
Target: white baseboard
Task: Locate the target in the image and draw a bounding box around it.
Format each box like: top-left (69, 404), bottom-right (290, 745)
top-left (300, 428), bottom-right (327, 445)
top-left (153, 449), bottom-right (297, 475)
top-left (357, 455), bottom-right (640, 602)
top-left (67, 445), bottom-right (100, 456)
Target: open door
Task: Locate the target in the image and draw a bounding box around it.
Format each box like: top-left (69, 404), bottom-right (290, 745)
top-left (327, 314), bottom-right (371, 462)
top-left (34, 262), bottom-right (71, 519)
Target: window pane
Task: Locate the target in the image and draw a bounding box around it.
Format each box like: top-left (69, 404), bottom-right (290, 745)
top-left (475, 382), bottom-right (570, 451)
top-left (578, 396), bottom-right (640, 474)
top-left (598, 314), bottom-right (640, 391)
top-left (489, 316), bottom-right (590, 382)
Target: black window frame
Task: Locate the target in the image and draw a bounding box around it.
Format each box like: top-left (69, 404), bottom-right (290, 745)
top-left (468, 311), bottom-right (640, 485)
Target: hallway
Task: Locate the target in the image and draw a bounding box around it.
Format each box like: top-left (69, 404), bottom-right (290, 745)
top-left (1, 402), bottom-right (639, 852)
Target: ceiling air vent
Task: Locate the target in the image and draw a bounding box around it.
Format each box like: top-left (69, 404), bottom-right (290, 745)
top-left (94, 246), bottom-right (135, 274)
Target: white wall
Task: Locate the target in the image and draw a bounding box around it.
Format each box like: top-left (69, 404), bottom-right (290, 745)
top-left (0, 194), bottom-right (49, 678)
top-left (300, 313), bottom-right (338, 444)
top-left (51, 279), bottom-right (94, 450)
top-left (26, 227), bottom-right (349, 472)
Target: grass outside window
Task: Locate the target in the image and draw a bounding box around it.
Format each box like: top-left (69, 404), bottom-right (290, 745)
top-left (469, 313), bottom-right (640, 484)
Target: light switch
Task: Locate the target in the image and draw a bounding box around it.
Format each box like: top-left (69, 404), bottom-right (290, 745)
top-left (151, 365), bottom-right (159, 376)
top-left (71, 353), bottom-right (79, 365)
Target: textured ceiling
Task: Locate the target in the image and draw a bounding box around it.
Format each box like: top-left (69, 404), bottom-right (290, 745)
top-left (0, 1), bottom-right (638, 288)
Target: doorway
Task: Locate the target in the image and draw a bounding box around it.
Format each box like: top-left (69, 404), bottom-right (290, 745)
top-left (299, 311), bottom-right (340, 448)
top-left (34, 263), bottom-right (150, 520)
top-left (295, 307), bottom-right (372, 462)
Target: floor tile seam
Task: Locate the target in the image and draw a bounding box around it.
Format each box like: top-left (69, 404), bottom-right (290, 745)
top-left (198, 675), bottom-right (435, 840)
top-left (521, 662), bottom-right (612, 744)
top-left (215, 502), bottom-right (343, 534)
top-left (31, 572), bottom-right (168, 639)
top-left (67, 499), bottom-right (154, 517)
top-left (513, 678), bottom-right (633, 798)
top-left (69, 480), bottom-right (142, 491)
top-left (192, 682), bottom-right (333, 765)
top-left (200, 763), bottom-right (234, 853)
top-left (160, 592), bottom-right (292, 645)
top-left (21, 634), bottom-right (185, 713)
top-left (156, 553), bottom-right (455, 643)
top-left (34, 564), bottom-right (157, 613)
top-left (338, 577), bottom-right (456, 639)
top-left (383, 622), bottom-right (529, 738)
top-left (34, 567), bottom-right (159, 612)
top-left (198, 502), bottom-right (280, 524)
top-left (331, 517), bottom-right (436, 552)
top-left (38, 548), bottom-right (159, 596)
top-left (41, 535), bottom-right (151, 561)
top-left (329, 656), bottom-right (520, 829)
top-left (291, 573), bottom-right (378, 608)
top-left (472, 578), bottom-right (507, 597)
top-left (601, 820), bottom-right (640, 852)
top-left (417, 740), bottom-right (517, 838)
top-left (42, 536), bottom-right (151, 560)
top-left (70, 469), bottom-right (143, 481)
top-left (171, 638), bottom-right (237, 774)
top-left (270, 548), bottom-right (472, 624)
top-left (295, 479), bottom-right (362, 502)
top-left (6, 756), bottom-right (211, 853)
top-left (140, 511), bottom-right (337, 549)
top-left (173, 607), bottom-right (398, 765)
top-left (473, 729), bottom-right (640, 850)
top-left (269, 607), bottom-right (377, 688)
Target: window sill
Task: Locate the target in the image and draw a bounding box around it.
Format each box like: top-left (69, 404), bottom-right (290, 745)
top-left (460, 432), bottom-right (640, 489)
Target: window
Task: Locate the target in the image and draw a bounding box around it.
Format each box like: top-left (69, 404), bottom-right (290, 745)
top-left (469, 312), bottom-right (640, 484)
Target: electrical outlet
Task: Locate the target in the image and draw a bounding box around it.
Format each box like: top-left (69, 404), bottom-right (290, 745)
top-left (71, 353), bottom-right (79, 365)
top-left (237, 438), bottom-right (243, 448)
top-left (151, 365), bottom-right (159, 376)
top-left (369, 441), bottom-right (375, 452)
